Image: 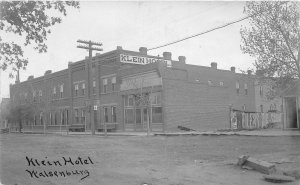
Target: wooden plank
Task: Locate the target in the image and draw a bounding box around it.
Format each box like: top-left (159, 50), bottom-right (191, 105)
top-left (244, 157), bottom-right (276, 174)
top-left (263, 174), bottom-right (295, 183)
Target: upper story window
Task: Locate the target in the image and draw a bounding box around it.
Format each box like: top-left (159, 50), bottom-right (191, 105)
top-left (92, 80), bottom-right (96, 94)
top-left (244, 83), bottom-right (248, 95)
top-left (259, 86), bottom-right (263, 96)
top-left (220, 81), bottom-right (224, 86)
top-left (124, 95), bottom-right (134, 107)
top-left (112, 76), bottom-right (116, 91)
top-left (39, 90), bottom-right (42, 102)
top-left (236, 81), bottom-right (240, 94)
top-left (150, 92), bottom-right (161, 105)
top-left (33, 91), bottom-right (37, 102)
top-left (74, 84), bottom-right (79, 96)
top-left (82, 83), bottom-right (85, 95)
top-left (103, 78), bottom-right (107, 93)
top-left (60, 84), bottom-right (64, 98)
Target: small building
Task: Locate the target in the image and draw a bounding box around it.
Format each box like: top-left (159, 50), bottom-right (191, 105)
top-left (282, 80), bottom-right (300, 129)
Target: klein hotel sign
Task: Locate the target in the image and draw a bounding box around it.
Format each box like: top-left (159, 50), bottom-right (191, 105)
top-left (120, 54), bottom-right (172, 66)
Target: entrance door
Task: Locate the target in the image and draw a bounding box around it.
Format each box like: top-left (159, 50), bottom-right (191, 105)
top-left (285, 97), bottom-right (298, 129)
top-left (143, 108), bottom-right (149, 131)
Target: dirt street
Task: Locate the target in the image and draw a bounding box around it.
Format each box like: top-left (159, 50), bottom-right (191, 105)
top-left (0, 133), bottom-right (300, 185)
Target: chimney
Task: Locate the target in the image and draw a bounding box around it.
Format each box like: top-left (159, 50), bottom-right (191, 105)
top-left (44, 70), bottom-right (52, 75)
top-left (85, 56), bottom-right (89, 59)
top-left (95, 53), bottom-right (101, 56)
top-left (15, 70), bottom-right (20, 84)
top-left (163, 52), bottom-right (172, 60)
top-left (117, 46), bottom-right (123, 50)
top-left (247, 70), bottom-right (252, 75)
top-left (139, 47), bottom-right (147, 55)
top-left (230, 67), bottom-right (236, 73)
top-left (211, 62), bottom-right (217, 69)
top-left (178, 56), bottom-right (186, 64)
top-left (28, 75), bottom-right (34, 80)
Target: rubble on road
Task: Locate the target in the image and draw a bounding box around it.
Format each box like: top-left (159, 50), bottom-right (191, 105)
top-left (237, 155), bottom-right (298, 183)
top-left (263, 174), bottom-right (296, 183)
top-left (237, 155), bottom-right (276, 174)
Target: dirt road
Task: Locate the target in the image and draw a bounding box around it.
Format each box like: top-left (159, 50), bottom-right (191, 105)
top-left (1, 133), bottom-right (299, 185)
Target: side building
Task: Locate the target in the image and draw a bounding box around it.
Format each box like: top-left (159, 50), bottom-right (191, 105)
top-left (10, 46), bottom-right (257, 132)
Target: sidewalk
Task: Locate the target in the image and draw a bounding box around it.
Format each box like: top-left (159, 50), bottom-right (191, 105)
top-left (8, 129), bottom-right (300, 137)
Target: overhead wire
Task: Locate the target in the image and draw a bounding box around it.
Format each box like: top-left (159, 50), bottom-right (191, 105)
top-left (147, 1), bottom-right (289, 51)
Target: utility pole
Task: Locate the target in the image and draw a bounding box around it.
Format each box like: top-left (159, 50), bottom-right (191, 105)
top-left (76, 40), bottom-right (103, 135)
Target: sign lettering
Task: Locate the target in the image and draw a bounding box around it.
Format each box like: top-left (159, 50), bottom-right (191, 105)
top-left (120, 54), bottom-right (172, 67)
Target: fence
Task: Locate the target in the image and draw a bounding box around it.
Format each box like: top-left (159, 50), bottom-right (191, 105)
top-left (230, 109), bottom-right (282, 130)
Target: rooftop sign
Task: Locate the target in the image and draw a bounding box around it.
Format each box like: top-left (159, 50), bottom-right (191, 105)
top-left (120, 54), bottom-right (171, 67)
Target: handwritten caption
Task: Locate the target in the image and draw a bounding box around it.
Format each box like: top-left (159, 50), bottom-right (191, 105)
top-left (25, 156), bottom-right (94, 181)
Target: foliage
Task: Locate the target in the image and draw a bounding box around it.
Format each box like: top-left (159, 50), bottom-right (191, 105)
top-left (0, 1), bottom-right (79, 77)
top-left (241, 1), bottom-right (300, 90)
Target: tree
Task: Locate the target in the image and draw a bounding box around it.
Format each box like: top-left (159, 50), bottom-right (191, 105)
top-left (240, 1), bottom-right (300, 90)
top-left (6, 104), bottom-right (35, 133)
top-left (0, 1), bottom-right (79, 77)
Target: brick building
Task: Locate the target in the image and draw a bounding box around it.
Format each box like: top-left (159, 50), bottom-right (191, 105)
top-left (10, 46), bottom-right (258, 132)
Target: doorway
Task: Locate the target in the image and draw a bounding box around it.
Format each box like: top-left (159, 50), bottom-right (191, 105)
top-left (135, 107), bottom-right (149, 131)
top-left (285, 97), bottom-right (299, 129)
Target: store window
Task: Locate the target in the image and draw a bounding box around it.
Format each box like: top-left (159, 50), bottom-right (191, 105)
top-left (75, 109), bottom-right (79, 123)
top-left (104, 107), bottom-right (109, 123)
top-left (112, 106), bottom-right (117, 123)
top-left (152, 107), bottom-right (163, 123)
top-left (81, 110), bottom-right (85, 124)
top-left (125, 109), bottom-right (134, 124)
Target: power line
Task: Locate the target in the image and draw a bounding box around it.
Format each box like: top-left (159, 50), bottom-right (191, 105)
top-left (147, 1), bottom-right (288, 51)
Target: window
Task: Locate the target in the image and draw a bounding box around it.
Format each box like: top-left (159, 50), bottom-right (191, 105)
top-left (39, 90), bottom-right (42, 102)
top-left (152, 107), bottom-right (163, 123)
top-left (50, 112), bottom-right (52, 125)
top-left (259, 86), bottom-right (263, 96)
top-left (104, 107), bottom-right (109, 123)
top-left (244, 83), bottom-right (248, 95)
top-left (111, 106), bottom-right (117, 123)
top-left (40, 112), bottom-right (43, 125)
top-left (61, 111), bottom-right (64, 125)
top-left (53, 87), bottom-right (56, 95)
top-left (60, 84), bottom-right (64, 98)
top-left (34, 115), bottom-right (37, 125)
top-left (208, 80), bottom-right (212, 86)
top-left (124, 95), bottom-right (134, 106)
top-left (236, 81), bottom-right (240, 94)
top-left (103, 78), bottom-right (107, 93)
top-left (54, 112), bottom-right (58, 125)
top-left (24, 93), bottom-right (28, 102)
top-left (33, 91), bottom-right (36, 102)
top-left (125, 109), bottom-right (134, 124)
top-left (260, 105), bottom-right (263, 113)
top-left (220, 81), bottom-right (224, 86)
top-left (112, 77), bottom-right (116, 91)
top-left (92, 80), bottom-right (96, 94)
top-left (151, 92), bottom-right (161, 105)
top-left (75, 109), bottom-right (79, 123)
top-left (243, 104), bottom-right (246, 111)
top-left (81, 110), bottom-right (85, 124)
top-left (82, 83), bottom-right (85, 95)
top-left (75, 84), bottom-right (79, 96)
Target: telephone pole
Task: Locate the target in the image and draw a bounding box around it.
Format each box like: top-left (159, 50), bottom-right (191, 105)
top-left (77, 40), bottom-right (103, 135)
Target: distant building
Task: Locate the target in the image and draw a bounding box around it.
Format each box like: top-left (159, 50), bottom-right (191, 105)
top-left (281, 80), bottom-right (300, 129)
top-left (10, 46), bottom-right (274, 132)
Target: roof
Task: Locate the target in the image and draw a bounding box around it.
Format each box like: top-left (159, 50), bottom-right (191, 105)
top-left (282, 80), bottom-right (300, 97)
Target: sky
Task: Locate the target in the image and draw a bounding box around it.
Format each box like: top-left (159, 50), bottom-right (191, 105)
top-left (0, 1), bottom-right (256, 98)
